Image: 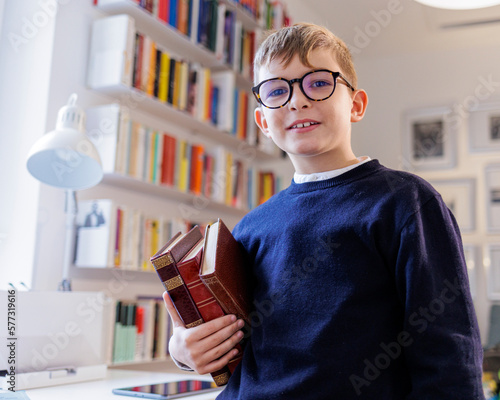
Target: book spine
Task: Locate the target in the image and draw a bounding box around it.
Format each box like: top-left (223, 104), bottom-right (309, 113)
top-left (151, 253), bottom-right (203, 328)
top-left (199, 274), bottom-right (246, 322)
top-left (177, 256), bottom-right (233, 386)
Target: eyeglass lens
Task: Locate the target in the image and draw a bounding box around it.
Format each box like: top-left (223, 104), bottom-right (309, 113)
top-left (258, 71), bottom-right (336, 108)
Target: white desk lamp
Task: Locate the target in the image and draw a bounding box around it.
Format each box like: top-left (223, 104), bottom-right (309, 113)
top-left (27, 94), bottom-right (103, 291)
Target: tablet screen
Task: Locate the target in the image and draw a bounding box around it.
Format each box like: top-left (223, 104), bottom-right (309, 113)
top-left (112, 380), bottom-right (220, 399)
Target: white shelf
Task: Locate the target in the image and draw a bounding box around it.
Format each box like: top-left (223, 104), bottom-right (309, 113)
top-left (102, 172), bottom-right (249, 217)
top-left (92, 84), bottom-right (276, 160)
top-left (71, 264), bottom-right (158, 280)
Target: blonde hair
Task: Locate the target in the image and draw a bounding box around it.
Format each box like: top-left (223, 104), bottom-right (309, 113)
top-left (253, 22), bottom-right (357, 90)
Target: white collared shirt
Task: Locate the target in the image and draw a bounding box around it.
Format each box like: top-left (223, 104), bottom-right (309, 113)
top-left (293, 156), bottom-right (372, 184)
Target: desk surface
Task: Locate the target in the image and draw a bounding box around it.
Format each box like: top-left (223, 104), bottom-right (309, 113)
top-left (21, 369), bottom-right (223, 400)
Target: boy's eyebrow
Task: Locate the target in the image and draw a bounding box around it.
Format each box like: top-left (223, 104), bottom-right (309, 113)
top-left (263, 67), bottom-right (326, 80)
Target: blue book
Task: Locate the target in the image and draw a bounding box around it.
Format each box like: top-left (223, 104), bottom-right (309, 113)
top-left (232, 89), bottom-right (239, 136)
top-left (169, 0), bottom-right (178, 28)
top-left (211, 87), bottom-right (219, 125)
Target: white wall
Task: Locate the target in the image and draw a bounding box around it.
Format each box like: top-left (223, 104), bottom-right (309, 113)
top-left (351, 44), bottom-right (500, 342)
top-left (0, 0), bottom-right (57, 289)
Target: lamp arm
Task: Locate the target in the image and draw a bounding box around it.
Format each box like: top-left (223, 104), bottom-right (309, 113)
top-left (60, 189), bottom-right (77, 291)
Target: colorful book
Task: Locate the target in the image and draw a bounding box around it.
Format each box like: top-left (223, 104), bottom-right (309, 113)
top-left (158, 50), bottom-right (171, 103)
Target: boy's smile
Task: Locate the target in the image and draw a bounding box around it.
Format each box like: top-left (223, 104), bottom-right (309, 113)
top-left (254, 49), bottom-right (368, 174)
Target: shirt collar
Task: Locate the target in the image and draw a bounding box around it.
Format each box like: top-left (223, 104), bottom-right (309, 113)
top-left (293, 156), bottom-right (372, 184)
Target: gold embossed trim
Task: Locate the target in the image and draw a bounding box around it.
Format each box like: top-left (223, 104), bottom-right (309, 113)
top-left (212, 371), bottom-right (230, 386)
top-left (164, 275), bottom-right (184, 291)
top-left (154, 253), bottom-right (174, 270)
top-left (186, 319), bottom-right (203, 328)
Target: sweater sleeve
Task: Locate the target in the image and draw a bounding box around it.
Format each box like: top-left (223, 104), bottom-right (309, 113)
top-left (394, 195), bottom-right (483, 399)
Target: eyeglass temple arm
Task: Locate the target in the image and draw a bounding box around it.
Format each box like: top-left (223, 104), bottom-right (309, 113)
top-left (338, 73), bottom-right (356, 91)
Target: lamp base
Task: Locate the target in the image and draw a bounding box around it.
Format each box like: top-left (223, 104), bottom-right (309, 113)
top-left (58, 278), bottom-right (72, 291)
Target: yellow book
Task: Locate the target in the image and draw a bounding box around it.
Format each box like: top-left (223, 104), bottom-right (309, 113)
top-left (264, 173), bottom-right (273, 203)
top-left (172, 60), bottom-right (182, 109)
top-left (150, 218), bottom-right (159, 269)
top-left (179, 61), bottom-right (189, 111)
top-left (204, 69), bottom-right (211, 122)
top-left (149, 131), bottom-right (157, 183)
top-left (114, 206), bottom-right (124, 267)
top-left (225, 152), bottom-right (233, 205)
top-left (178, 140), bottom-right (188, 192)
top-left (238, 90), bottom-right (246, 140)
top-left (147, 41), bottom-right (157, 96)
top-left (141, 218), bottom-right (152, 271)
top-left (158, 51), bottom-right (170, 103)
top-left (242, 31), bottom-right (250, 77)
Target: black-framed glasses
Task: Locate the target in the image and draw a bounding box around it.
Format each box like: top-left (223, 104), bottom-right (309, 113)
top-left (252, 69), bottom-right (355, 109)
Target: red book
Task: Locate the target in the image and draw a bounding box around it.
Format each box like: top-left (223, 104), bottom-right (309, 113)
top-left (203, 153), bottom-right (213, 199)
top-left (133, 33), bottom-right (144, 90)
top-left (150, 226), bottom-right (203, 329)
top-left (160, 133), bottom-right (170, 186)
top-left (158, 0), bottom-right (169, 23)
top-left (177, 239), bottom-right (243, 376)
top-left (168, 135), bottom-right (177, 186)
top-left (189, 144), bottom-right (204, 195)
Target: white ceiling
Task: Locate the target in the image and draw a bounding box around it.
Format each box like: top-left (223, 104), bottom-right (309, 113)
top-left (288, 0), bottom-right (500, 59)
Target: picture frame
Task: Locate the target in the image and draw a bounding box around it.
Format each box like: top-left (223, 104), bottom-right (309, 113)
top-left (486, 244), bottom-right (500, 301)
top-left (485, 164), bottom-right (500, 233)
top-left (429, 178), bottom-right (476, 233)
top-left (468, 102), bottom-right (500, 153)
top-left (463, 244), bottom-right (478, 299)
top-left (401, 106), bottom-right (457, 172)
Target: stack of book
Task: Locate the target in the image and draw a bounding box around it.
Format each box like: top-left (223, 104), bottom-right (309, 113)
top-left (108, 297), bottom-right (173, 364)
top-left (150, 219), bottom-right (252, 386)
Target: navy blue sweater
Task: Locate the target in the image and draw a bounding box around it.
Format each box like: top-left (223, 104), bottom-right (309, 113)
top-left (217, 160), bottom-right (483, 400)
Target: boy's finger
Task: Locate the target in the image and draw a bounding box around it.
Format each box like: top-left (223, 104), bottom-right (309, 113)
top-left (162, 291), bottom-right (185, 328)
top-left (189, 314), bottom-right (239, 341)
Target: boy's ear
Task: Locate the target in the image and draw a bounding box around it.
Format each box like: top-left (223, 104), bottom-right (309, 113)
top-left (254, 107), bottom-right (270, 137)
top-left (351, 89), bottom-right (368, 123)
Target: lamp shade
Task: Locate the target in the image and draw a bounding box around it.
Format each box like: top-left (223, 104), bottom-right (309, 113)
top-left (27, 94), bottom-right (103, 190)
top-left (414, 0), bottom-right (500, 9)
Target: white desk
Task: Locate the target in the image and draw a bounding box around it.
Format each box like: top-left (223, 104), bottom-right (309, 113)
top-left (21, 369), bottom-right (223, 400)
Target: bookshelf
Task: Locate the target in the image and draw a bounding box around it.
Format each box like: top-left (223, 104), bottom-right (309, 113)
top-left (102, 173), bottom-right (249, 216)
top-left (90, 83), bottom-right (272, 158)
top-left (81, 0), bottom-right (290, 369)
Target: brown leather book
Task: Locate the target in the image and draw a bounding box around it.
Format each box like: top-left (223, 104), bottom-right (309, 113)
top-left (177, 239), bottom-right (243, 376)
top-left (199, 219), bottom-right (252, 326)
top-left (150, 226), bottom-right (203, 329)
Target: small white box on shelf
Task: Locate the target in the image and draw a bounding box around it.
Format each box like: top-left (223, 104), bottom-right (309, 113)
top-left (87, 14), bottom-right (136, 89)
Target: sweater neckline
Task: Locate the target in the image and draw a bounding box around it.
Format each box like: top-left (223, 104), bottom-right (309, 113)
top-left (288, 159), bottom-right (383, 193)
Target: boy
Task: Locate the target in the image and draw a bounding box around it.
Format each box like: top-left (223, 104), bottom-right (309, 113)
top-left (163, 23), bottom-right (483, 399)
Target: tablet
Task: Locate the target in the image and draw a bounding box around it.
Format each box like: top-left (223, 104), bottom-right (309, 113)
top-left (112, 380), bottom-right (220, 399)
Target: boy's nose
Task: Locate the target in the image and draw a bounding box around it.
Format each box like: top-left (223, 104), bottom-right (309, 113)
top-left (288, 82), bottom-right (311, 110)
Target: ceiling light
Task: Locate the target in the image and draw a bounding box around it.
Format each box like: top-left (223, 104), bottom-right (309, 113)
top-left (414, 0), bottom-right (500, 9)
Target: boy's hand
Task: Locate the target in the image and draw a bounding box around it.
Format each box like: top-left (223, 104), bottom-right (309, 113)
top-left (163, 292), bottom-right (244, 375)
